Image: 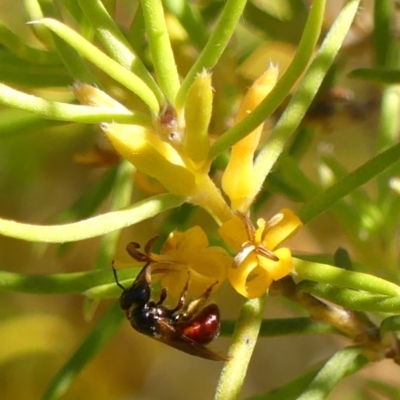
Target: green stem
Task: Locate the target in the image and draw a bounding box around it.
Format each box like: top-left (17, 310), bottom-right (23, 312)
top-left (175, 0), bottom-right (247, 110)
top-left (298, 142), bottom-right (400, 224)
top-left (0, 193), bottom-right (184, 243)
top-left (207, 0), bottom-right (326, 162)
top-left (214, 295), bottom-right (266, 400)
top-left (249, 0), bottom-right (360, 203)
top-left (140, 0), bottom-right (180, 103)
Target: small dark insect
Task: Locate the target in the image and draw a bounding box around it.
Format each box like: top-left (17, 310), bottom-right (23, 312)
top-left (112, 261), bottom-right (227, 361)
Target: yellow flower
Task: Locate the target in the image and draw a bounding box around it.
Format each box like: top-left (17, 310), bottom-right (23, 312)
top-left (222, 66), bottom-right (279, 212)
top-left (219, 209), bottom-right (303, 298)
top-left (102, 122), bottom-right (196, 196)
top-left (73, 80), bottom-right (232, 223)
top-left (129, 226), bottom-right (232, 297)
top-left (73, 73), bottom-right (214, 197)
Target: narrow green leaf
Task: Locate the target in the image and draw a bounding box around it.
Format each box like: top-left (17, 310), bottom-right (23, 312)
top-left (76, 0), bottom-right (162, 101)
top-left (298, 281), bottom-right (400, 313)
top-left (82, 161), bottom-right (135, 318)
top-left (23, 0), bottom-right (57, 46)
top-left (0, 22), bottom-right (60, 64)
top-left (245, 365), bottom-right (320, 400)
top-left (163, 0), bottom-right (208, 48)
top-left (298, 142), bottom-right (400, 224)
top-left (366, 379), bottom-right (400, 400)
top-left (0, 193), bottom-right (184, 242)
top-left (56, 166), bottom-right (118, 255)
top-left (348, 68), bottom-right (400, 84)
top-left (373, 1), bottom-right (397, 67)
top-left (176, 0), bottom-right (248, 110)
top-left (32, 18), bottom-right (160, 111)
top-left (0, 267), bottom-right (137, 295)
top-left (0, 83), bottom-right (152, 125)
top-left (220, 318), bottom-right (338, 337)
top-left (55, 168), bottom-right (118, 224)
top-left (297, 347), bottom-right (367, 400)
top-left (0, 50), bottom-right (71, 87)
top-left (243, 1), bottom-right (307, 44)
top-left (208, 0), bottom-right (327, 161)
top-left (41, 302), bottom-right (124, 400)
top-left (294, 258), bottom-right (400, 297)
top-left (380, 315), bottom-right (400, 335)
top-left (141, 0), bottom-right (180, 102)
top-left (0, 109), bottom-right (63, 139)
top-left (250, 0), bottom-right (359, 203)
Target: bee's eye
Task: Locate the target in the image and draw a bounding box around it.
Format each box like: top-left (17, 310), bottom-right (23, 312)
top-left (119, 283), bottom-right (150, 310)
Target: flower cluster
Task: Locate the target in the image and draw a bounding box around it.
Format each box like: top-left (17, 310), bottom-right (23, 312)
top-left (75, 66), bottom-right (303, 299)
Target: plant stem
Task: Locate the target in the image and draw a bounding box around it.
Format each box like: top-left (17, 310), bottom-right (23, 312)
top-left (214, 295), bottom-right (266, 400)
top-left (188, 174), bottom-right (232, 224)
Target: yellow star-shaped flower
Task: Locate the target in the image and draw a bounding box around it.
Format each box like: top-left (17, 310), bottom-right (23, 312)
top-left (219, 209), bottom-right (303, 298)
top-left (128, 226), bottom-right (232, 297)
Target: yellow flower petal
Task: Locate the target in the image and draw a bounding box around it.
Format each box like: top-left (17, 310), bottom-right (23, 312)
top-left (221, 66), bottom-right (279, 211)
top-left (134, 171), bottom-right (165, 194)
top-left (162, 226), bottom-right (209, 260)
top-left (229, 252), bottom-right (273, 298)
top-left (103, 123), bottom-right (196, 196)
top-left (151, 226), bottom-right (231, 297)
top-left (218, 215), bottom-right (248, 252)
top-left (258, 247), bottom-right (293, 281)
top-left (221, 210), bottom-right (301, 298)
top-left (261, 209), bottom-right (303, 249)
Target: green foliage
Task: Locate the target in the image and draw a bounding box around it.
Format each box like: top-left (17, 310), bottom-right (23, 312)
top-left (1, 0), bottom-right (400, 399)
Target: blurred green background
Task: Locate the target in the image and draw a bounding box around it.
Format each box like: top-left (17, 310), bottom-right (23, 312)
top-left (0, 0), bottom-right (399, 399)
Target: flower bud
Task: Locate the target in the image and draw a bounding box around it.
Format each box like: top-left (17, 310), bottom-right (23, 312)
top-left (184, 71), bottom-right (212, 164)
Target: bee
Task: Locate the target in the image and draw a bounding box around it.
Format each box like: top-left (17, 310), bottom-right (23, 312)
top-left (112, 257), bottom-right (227, 361)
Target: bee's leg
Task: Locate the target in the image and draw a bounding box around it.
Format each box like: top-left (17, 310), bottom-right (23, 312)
top-left (169, 272), bottom-right (192, 314)
top-left (156, 287), bottom-right (168, 306)
top-left (178, 280), bottom-right (219, 321)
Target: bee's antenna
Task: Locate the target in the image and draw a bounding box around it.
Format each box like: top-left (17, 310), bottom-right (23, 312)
top-left (112, 261), bottom-right (126, 291)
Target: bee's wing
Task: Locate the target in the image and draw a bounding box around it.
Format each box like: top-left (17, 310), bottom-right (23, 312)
top-left (155, 319), bottom-right (228, 361)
